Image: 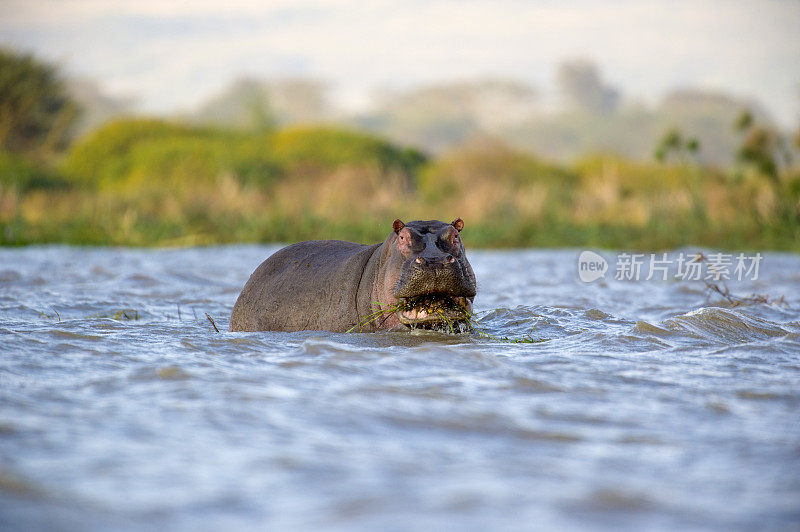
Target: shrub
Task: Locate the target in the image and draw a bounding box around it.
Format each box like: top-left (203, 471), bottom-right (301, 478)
top-left (0, 150), bottom-right (70, 192)
top-left (64, 118), bottom-right (278, 189)
top-left (271, 126), bottom-right (425, 177)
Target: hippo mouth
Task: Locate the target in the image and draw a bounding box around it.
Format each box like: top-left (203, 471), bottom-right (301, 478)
top-left (395, 293), bottom-right (473, 330)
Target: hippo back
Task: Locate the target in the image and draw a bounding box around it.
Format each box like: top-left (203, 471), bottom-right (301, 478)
top-left (229, 240), bottom-right (380, 332)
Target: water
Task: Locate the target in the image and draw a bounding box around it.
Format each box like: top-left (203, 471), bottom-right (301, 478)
top-left (1, 246), bottom-right (799, 531)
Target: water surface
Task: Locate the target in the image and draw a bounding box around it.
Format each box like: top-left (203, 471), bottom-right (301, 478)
top-left (1, 246), bottom-right (799, 530)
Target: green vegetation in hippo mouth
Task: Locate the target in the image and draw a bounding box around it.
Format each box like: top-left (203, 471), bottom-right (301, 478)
top-left (396, 293), bottom-right (469, 316)
top-left (347, 295), bottom-right (547, 342)
top-left (396, 294), bottom-right (472, 333)
top-left (346, 294), bottom-right (470, 334)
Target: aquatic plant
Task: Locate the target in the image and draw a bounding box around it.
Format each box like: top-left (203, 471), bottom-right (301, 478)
top-left (692, 252), bottom-right (789, 308)
top-left (347, 295), bottom-right (547, 343)
top-left (87, 309), bottom-right (140, 320)
top-left (346, 302), bottom-right (403, 333)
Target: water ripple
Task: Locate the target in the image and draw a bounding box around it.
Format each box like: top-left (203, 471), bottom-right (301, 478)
top-left (1, 246), bottom-right (799, 531)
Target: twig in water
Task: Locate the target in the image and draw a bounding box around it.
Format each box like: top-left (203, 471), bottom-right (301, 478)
top-left (695, 253), bottom-right (786, 307)
top-left (205, 313), bottom-right (220, 333)
top-left (177, 303), bottom-right (181, 321)
top-left (703, 279), bottom-right (781, 307)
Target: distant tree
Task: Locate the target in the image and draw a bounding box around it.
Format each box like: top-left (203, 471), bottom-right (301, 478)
top-left (654, 128), bottom-right (700, 163)
top-left (794, 124), bottom-right (800, 151)
top-left (557, 59), bottom-right (619, 114)
top-left (267, 78), bottom-right (330, 125)
top-left (0, 48), bottom-right (78, 155)
top-left (193, 78), bottom-right (332, 130)
top-left (243, 82), bottom-right (277, 132)
top-left (735, 110), bottom-right (753, 131)
top-left (734, 111), bottom-right (782, 182)
top-left (66, 78), bottom-right (133, 139)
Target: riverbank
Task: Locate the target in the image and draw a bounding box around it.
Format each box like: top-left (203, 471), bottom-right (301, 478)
top-left (2, 119), bottom-right (798, 250)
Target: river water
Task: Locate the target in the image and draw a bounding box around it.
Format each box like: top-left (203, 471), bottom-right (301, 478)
top-left (1, 245), bottom-right (798, 531)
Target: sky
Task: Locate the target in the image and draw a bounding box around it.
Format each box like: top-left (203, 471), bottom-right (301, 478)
top-left (2, 0), bottom-right (799, 127)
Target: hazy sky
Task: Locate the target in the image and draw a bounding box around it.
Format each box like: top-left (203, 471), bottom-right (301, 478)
top-left (2, 0), bottom-right (799, 126)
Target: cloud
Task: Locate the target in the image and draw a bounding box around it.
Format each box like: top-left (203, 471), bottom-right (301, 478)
top-left (2, 0), bottom-right (798, 125)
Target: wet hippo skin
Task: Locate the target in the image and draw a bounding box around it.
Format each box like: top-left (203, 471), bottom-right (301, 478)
top-left (229, 218), bottom-right (477, 332)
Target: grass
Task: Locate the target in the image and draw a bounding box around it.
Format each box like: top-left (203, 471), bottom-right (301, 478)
top-left (1, 118), bottom-right (799, 250)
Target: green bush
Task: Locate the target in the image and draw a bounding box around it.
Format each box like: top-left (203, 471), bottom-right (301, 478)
top-left (271, 126), bottom-right (426, 176)
top-left (63, 120), bottom-right (423, 191)
top-left (0, 150), bottom-right (70, 191)
top-left (64, 119), bottom-right (222, 188)
top-left (64, 119), bottom-right (282, 190)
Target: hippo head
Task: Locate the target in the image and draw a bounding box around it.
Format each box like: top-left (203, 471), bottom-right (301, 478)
top-left (391, 218), bottom-right (477, 328)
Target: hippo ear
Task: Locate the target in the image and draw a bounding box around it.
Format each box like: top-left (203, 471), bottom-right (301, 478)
top-left (393, 219), bottom-right (405, 234)
top-left (451, 218), bottom-right (464, 232)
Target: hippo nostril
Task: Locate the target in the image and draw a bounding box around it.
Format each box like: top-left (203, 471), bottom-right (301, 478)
top-left (446, 255), bottom-right (455, 263)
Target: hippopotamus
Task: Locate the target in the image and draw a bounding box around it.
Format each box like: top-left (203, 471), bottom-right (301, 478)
top-left (229, 218), bottom-right (477, 332)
